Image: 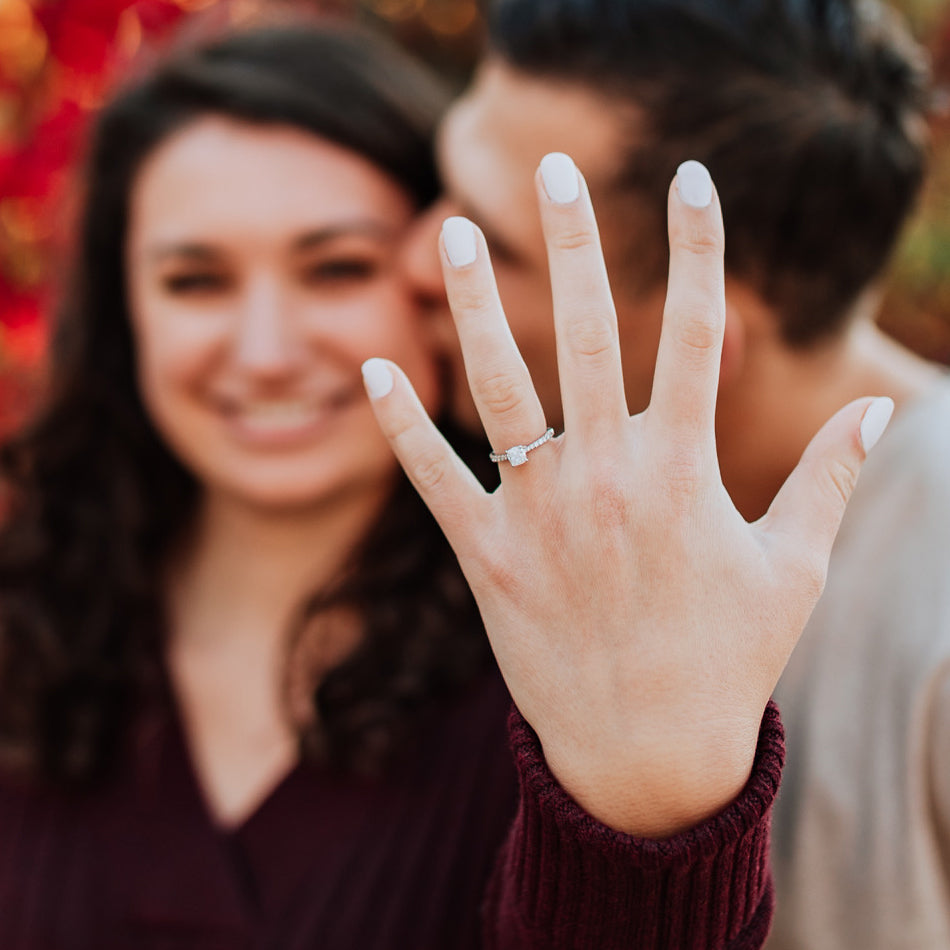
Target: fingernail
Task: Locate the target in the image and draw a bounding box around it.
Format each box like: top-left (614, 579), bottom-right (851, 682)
top-left (540, 152), bottom-right (579, 204)
top-left (860, 397), bottom-right (894, 453)
top-left (676, 160), bottom-right (714, 208)
top-left (362, 358), bottom-right (394, 399)
top-left (442, 216), bottom-right (477, 268)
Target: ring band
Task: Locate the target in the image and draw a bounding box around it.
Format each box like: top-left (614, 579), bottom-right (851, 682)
top-left (490, 427), bottom-right (555, 467)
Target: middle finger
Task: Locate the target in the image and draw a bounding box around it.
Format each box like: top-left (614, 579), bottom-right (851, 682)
top-left (536, 152), bottom-right (629, 442)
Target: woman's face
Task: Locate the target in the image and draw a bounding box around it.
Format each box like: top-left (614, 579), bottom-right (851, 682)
top-left (126, 116), bottom-right (439, 512)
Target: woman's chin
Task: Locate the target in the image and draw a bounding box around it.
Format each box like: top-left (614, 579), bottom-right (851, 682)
top-left (200, 456), bottom-right (395, 518)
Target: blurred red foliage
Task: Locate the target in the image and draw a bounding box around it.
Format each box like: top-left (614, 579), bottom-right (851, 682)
top-left (0, 0), bottom-right (199, 434)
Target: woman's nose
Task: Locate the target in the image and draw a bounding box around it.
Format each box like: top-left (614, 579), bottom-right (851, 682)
top-left (233, 277), bottom-right (303, 378)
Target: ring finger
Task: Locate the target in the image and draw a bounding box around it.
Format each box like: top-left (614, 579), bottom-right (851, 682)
top-left (439, 215), bottom-right (550, 472)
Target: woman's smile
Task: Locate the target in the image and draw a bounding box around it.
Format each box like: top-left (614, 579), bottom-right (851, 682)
top-left (215, 386), bottom-right (364, 448)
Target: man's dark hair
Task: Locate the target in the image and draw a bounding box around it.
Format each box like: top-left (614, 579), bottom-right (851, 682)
top-left (490, 0), bottom-right (931, 344)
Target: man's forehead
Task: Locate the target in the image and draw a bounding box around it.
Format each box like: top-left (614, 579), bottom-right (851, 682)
top-left (453, 59), bottom-right (623, 167)
top-left (437, 58), bottom-right (629, 256)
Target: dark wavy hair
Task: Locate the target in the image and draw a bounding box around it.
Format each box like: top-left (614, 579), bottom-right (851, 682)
top-left (491, 0), bottom-right (931, 344)
top-left (0, 22), bottom-right (494, 786)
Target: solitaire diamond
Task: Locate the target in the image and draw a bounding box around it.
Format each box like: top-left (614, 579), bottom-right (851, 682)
top-left (507, 445), bottom-right (529, 466)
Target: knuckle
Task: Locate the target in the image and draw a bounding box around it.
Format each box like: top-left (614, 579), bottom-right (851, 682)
top-left (551, 223), bottom-right (597, 252)
top-left (673, 307), bottom-right (722, 357)
top-left (412, 451), bottom-right (450, 495)
top-left (475, 547), bottom-right (527, 601)
top-left (673, 224), bottom-right (725, 258)
top-left (564, 315), bottom-right (617, 362)
top-left (588, 470), bottom-right (632, 531)
top-left (481, 558), bottom-right (517, 597)
top-left (817, 456), bottom-right (858, 509)
top-left (381, 408), bottom-right (418, 444)
top-left (676, 321), bottom-right (720, 363)
top-left (450, 282), bottom-right (495, 318)
top-left (794, 550), bottom-right (828, 602)
top-left (662, 443), bottom-right (706, 502)
top-left (471, 370), bottom-right (523, 420)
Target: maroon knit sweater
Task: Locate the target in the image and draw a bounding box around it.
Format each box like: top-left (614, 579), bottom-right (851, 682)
top-left (0, 669), bottom-right (783, 949)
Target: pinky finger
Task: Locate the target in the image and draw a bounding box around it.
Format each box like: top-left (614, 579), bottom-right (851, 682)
top-left (760, 395), bottom-right (894, 572)
top-left (362, 357), bottom-right (489, 546)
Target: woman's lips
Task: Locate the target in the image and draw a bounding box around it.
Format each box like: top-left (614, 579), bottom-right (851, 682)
top-left (219, 391), bottom-right (360, 447)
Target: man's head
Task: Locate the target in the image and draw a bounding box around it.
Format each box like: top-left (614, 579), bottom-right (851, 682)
top-left (404, 0), bottom-right (930, 431)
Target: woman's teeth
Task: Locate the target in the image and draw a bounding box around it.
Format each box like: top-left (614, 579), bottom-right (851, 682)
top-left (238, 401), bottom-right (322, 430)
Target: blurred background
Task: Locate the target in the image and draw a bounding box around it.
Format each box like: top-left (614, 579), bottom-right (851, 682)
top-left (0, 0), bottom-right (948, 436)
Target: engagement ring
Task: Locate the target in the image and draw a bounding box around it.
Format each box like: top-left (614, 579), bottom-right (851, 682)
top-left (489, 427), bottom-right (555, 467)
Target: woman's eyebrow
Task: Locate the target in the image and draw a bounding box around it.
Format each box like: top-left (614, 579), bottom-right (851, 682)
top-left (147, 221), bottom-right (397, 262)
top-left (148, 243), bottom-right (219, 263)
top-left (293, 220), bottom-right (395, 252)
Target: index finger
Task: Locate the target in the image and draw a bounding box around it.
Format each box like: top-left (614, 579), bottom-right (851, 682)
top-left (648, 161), bottom-right (726, 448)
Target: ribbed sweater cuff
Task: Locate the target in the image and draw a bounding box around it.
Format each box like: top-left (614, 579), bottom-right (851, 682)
top-left (497, 701), bottom-right (784, 949)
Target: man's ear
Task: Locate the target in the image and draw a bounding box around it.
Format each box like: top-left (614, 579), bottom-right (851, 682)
top-left (720, 298), bottom-right (746, 388)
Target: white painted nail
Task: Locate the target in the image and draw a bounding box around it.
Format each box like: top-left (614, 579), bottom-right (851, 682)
top-left (860, 397), bottom-right (894, 453)
top-left (676, 160), bottom-right (714, 208)
top-left (540, 152), bottom-right (579, 204)
top-left (442, 216), bottom-right (477, 268)
top-left (362, 358), bottom-right (394, 399)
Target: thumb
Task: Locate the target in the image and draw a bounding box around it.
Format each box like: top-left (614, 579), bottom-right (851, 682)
top-left (762, 396), bottom-right (894, 568)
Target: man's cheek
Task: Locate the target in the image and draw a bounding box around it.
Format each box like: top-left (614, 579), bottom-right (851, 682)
top-left (424, 309), bottom-right (465, 364)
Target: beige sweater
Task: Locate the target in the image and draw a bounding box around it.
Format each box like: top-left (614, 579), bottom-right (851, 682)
top-left (767, 381), bottom-right (950, 949)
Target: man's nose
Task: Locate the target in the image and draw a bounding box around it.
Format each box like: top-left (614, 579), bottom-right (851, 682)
top-left (400, 199), bottom-right (453, 306)
top-left (234, 278), bottom-right (302, 378)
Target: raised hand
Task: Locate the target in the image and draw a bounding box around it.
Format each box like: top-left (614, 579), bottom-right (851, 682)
top-left (362, 155), bottom-right (892, 837)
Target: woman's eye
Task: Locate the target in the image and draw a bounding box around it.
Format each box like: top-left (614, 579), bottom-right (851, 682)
top-left (161, 273), bottom-right (228, 294)
top-left (305, 259), bottom-right (378, 284)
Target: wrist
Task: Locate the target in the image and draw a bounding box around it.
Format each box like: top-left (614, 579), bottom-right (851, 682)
top-left (538, 716), bottom-right (761, 838)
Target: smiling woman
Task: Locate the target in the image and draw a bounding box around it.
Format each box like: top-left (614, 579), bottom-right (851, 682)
top-left (126, 117), bottom-right (436, 512)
